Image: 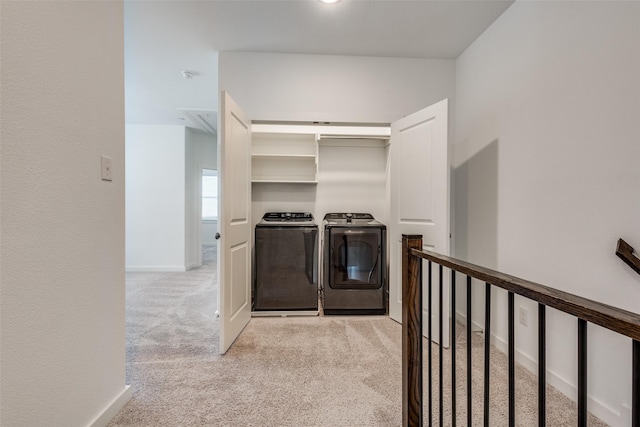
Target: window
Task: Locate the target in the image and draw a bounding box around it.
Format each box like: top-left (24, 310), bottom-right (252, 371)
top-left (202, 169), bottom-right (218, 220)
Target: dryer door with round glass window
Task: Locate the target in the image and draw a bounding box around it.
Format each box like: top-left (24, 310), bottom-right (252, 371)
top-left (329, 229), bottom-right (382, 290)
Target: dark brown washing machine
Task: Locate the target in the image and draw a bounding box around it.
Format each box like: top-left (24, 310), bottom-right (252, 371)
top-left (253, 212), bottom-right (318, 314)
top-left (322, 213), bottom-right (386, 315)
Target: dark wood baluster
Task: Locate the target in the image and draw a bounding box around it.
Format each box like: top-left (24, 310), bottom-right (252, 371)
top-left (484, 283), bottom-right (491, 426)
top-left (467, 276), bottom-right (472, 427)
top-left (634, 340), bottom-right (639, 427)
top-left (578, 319), bottom-right (587, 427)
top-left (428, 261), bottom-right (433, 426)
top-left (439, 264), bottom-right (444, 427)
top-left (538, 304), bottom-right (546, 427)
top-left (451, 270), bottom-right (456, 427)
top-left (508, 292), bottom-right (515, 427)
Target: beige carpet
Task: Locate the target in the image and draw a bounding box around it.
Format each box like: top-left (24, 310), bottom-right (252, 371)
top-left (108, 246), bottom-right (607, 426)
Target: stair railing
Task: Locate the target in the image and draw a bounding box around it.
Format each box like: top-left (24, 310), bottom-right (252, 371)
top-left (401, 234), bottom-right (640, 427)
top-left (617, 238), bottom-right (640, 276)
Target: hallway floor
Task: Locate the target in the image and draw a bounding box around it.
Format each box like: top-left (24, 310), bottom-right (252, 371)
top-left (108, 246), bottom-right (607, 426)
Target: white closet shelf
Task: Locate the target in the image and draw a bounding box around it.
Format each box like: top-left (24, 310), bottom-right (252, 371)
top-left (252, 178), bottom-right (318, 184)
top-left (251, 153), bottom-right (316, 159)
top-left (251, 130), bottom-right (319, 184)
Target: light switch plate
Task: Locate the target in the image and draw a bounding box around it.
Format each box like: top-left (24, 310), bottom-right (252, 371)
top-left (101, 155), bottom-right (112, 181)
top-left (519, 306), bottom-right (528, 327)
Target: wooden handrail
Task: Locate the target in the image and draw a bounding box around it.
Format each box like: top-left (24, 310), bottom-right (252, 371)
top-left (410, 247), bottom-right (640, 341)
top-left (401, 235), bottom-right (640, 427)
top-left (617, 238), bottom-right (640, 276)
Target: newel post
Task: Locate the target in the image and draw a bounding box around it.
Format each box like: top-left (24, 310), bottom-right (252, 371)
top-left (402, 234), bottom-right (424, 427)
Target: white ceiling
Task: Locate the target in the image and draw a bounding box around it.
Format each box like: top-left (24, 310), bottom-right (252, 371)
top-left (124, 0), bottom-right (513, 130)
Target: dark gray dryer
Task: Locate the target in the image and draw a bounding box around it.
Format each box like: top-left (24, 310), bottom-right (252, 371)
top-left (322, 213), bottom-right (386, 315)
top-left (254, 212), bottom-right (318, 314)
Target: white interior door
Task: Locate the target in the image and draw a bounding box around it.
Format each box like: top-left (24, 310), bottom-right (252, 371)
top-left (389, 99), bottom-right (450, 348)
top-left (218, 91), bottom-right (252, 354)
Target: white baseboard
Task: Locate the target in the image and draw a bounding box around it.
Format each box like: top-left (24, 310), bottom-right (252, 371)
top-left (89, 385), bottom-right (131, 427)
top-left (185, 262), bottom-right (201, 271)
top-left (251, 310), bottom-right (319, 317)
top-left (620, 404), bottom-right (632, 426)
top-left (455, 310), bottom-right (466, 326)
top-left (126, 266), bottom-right (186, 272)
top-left (490, 333), bottom-right (625, 427)
top-left (455, 309), bottom-right (483, 332)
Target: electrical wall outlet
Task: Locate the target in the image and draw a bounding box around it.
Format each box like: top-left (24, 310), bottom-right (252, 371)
top-left (519, 306), bottom-right (529, 327)
top-left (101, 155), bottom-right (112, 181)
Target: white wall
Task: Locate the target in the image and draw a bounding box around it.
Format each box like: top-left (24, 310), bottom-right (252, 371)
top-left (315, 140), bottom-right (389, 223)
top-left (0, 2), bottom-right (130, 426)
top-left (202, 221), bottom-right (218, 245)
top-left (454, 2), bottom-right (640, 425)
top-left (220, 52), bottom-right (455, 225)
top-left (219, 52), bottom-right (455, 124)
top-left (185, 131), bottom-right (198, 267)
top-left (185, 128), bottom-right (217, 260)
top-left (125, 125), bottom-right (186, 271)
top-left (126, 125), bottom-right (216, 271)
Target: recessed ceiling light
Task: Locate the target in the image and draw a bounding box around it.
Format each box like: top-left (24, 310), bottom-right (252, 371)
top-left (319, 0), bottom-right (341, 4)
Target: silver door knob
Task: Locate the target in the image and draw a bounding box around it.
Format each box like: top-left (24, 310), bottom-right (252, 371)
top-left (215, 233), bottom-right (221, 240)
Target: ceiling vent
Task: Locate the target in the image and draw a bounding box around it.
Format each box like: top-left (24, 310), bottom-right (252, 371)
top-left (179, 109), bottom-right (217, 135)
